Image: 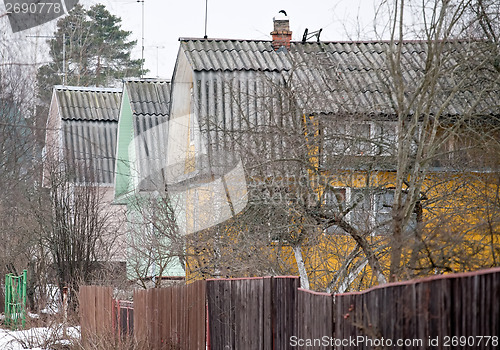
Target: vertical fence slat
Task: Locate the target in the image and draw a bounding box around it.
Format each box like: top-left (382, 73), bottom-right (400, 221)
top-left (79, 286), bottom-right (113, 347)
top-left (131, 281), bottom-right (206, 350)
top-left (333, 268), bottom-right (500, 350)
top-left (78, 268), bottom-right (500, 350)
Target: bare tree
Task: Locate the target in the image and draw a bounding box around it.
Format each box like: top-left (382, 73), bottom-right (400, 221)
top-left (378, 0), bottom-right (500, 281)
top-left (32, 158), bottom-right (119, 305)
top-left (0, 47), bottom-right (46, 309)
top-left (179, 68), bottom-right (392, 290)
top-left (126, 192), bottom-right (186, 288)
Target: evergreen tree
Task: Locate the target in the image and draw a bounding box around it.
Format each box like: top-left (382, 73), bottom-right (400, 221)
top-left (37, 4), bottom-right (145, 103)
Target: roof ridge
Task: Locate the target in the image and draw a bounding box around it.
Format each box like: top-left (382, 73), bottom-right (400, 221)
top-left (54, 85), bottom-right (122, 93)
top-left (179, 38), bottom-right (485, 45)
top-left (61, 116), bottom-right (119, 122)
top-left (179, 37), bottom-right (271, 42)
top-left (124, 78), bottom-right (171, 83)
top-left (131, 112), bottom-right (169, 117)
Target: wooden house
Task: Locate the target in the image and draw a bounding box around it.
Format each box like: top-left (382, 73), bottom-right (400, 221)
top-left (114, 79), bottom-right (185, 282)
top-left (44, 85), bottom-right (127, 276)
top-left (166, 14), bottom-right (500, 290)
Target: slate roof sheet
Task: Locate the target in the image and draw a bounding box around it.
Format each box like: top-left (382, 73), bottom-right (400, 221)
top-left (180, 39), bottom-right (500, 116)
top-left (124, 79), bottom-right (171, 116)
top-left (122, 79), bottom-right (171, 191)
top-left (54, 86), bottom-right (122, 184)
top-left (55, 86), bottom-right (122, 121)
top-left (63, 120), bottom-right (117, 184)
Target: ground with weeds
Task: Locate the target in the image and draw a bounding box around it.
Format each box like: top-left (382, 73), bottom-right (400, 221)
top-left (0, 314), bottom-right (80, 350)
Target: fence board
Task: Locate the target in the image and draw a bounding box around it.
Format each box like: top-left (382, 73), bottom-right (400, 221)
top-left (79, 286), bottom-right (113, 347)
top-left (334, 268), bottom-right (500, 350)
top-left (296, 288), bottom-right (334, 349)
top-left (206, 276), bottom-right (299, 350)
top-left (133, 281), bottom-right (206, 349)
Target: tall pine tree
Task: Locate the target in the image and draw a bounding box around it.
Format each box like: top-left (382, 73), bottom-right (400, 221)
top-left (37, 4), bottom-right (145, 104)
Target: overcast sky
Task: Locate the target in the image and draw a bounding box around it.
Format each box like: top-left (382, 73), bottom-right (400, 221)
top-left (1, 1), bottom-right (390, 81)
top-left (96, 0), bottom-right (384, 78)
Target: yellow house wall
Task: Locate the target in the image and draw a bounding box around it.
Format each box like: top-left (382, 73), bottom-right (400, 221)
top-left (184, 168), bottom-right (499, 291)
top-left (182, 111), bottom-right (499, 290)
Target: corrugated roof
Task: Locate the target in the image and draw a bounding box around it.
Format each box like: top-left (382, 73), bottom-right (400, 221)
top-left (55, 86), bottom-right (122, 121)
top-left (123, 80), bottom-right (171, 191)
top-left (54, 86), bottom-right (121, 184)
top-left (63, 120), bottom-right (117, 184)
top-left (124, 79), bottom-right (171, 116)
top-left (175, 38), bottom-right (500, 179)
top-left (180, 39), bottom-right (500, 116)
top-left (54, 81), bottom-right (172, 186)
top-left (182, 39), bottom-right (292, 72)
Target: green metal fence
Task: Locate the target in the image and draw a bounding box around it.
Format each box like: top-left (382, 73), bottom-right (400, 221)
top-left (4, 270), bottom-right (27, 329)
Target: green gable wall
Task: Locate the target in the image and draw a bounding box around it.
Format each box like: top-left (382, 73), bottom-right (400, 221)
top-left (114, 88), bottom-right (136, 202)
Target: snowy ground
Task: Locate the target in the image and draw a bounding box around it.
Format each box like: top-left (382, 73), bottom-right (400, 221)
top-left (0, 324), bottom-right (80, 350)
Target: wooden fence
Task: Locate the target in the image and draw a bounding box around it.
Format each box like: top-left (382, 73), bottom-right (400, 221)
top-left (134, 280), bottom-right (206, 350)
top-left (79, 267), bottom-right (500, 349)
top-left (206, 276), bottom-right (299, 350)
top-left (336, 268), bottom-right (500, 350)
top-left (79, 285), bottom-right (114, 346)
top-left (296, 288), bottom-right (334, 350)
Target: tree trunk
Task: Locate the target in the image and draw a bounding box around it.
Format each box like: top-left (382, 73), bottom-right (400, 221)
top-left (292, 245), bottom-right (310, 290)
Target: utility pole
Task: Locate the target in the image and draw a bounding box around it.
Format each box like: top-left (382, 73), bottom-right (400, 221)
top-left (155, 45), bottom-right (164, 77)
top-left (62, 33), bottom-right (66, 85)
top-left (137, 0), bottom-right (145, 77)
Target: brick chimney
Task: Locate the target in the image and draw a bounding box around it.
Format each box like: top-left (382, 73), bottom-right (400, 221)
top-left (271, 12), bottom-right (292, 51)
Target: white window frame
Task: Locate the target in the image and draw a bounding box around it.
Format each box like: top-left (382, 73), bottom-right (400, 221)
top-left (324, 121), bottom-right (397, 157)
top-left (324, 187), bottom-right (397, 236)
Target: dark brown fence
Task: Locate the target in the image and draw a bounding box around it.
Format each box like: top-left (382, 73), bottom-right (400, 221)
top-left (133, 280), bottom-right (206, 350)
top-left (296, 288), bottom-right (334, 349)
top-left (336, 268), bottom-right (500, 350)
top-left (79, 267), bottom-right (500, 350)
top-left (206, 276), bottom-right (299, 350)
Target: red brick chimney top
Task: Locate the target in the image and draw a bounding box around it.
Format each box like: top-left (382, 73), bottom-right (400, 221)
top-left (271, 13), bottom-right (292, 51)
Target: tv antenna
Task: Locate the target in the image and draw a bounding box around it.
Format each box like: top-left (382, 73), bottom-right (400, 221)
top-left (204, 0), bottom-right (208, 39)
top-left (302, 28), bottom-right (323, 43)
top-left (152, 45), bottom-right (165, 77)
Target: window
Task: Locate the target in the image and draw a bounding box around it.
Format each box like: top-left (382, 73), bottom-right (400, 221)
top-left (373, 190), bottom-right (394, 232)
top-left (324, 187), bottom-right (346, 212)
top-left (350, 188), bottom-right (373, 227)
top-left (351, 123), bottom-right (372, 155)
top-left (377, 122), bottom-right (397, 156)
top-left (323, 187), bottom-right (347, 235)
top-left (323, 187), bottom-right (412, 235)
top-left (324, 122), bottom-right (346, 155)
top-left (324, 121), bottom-right (397, 157)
